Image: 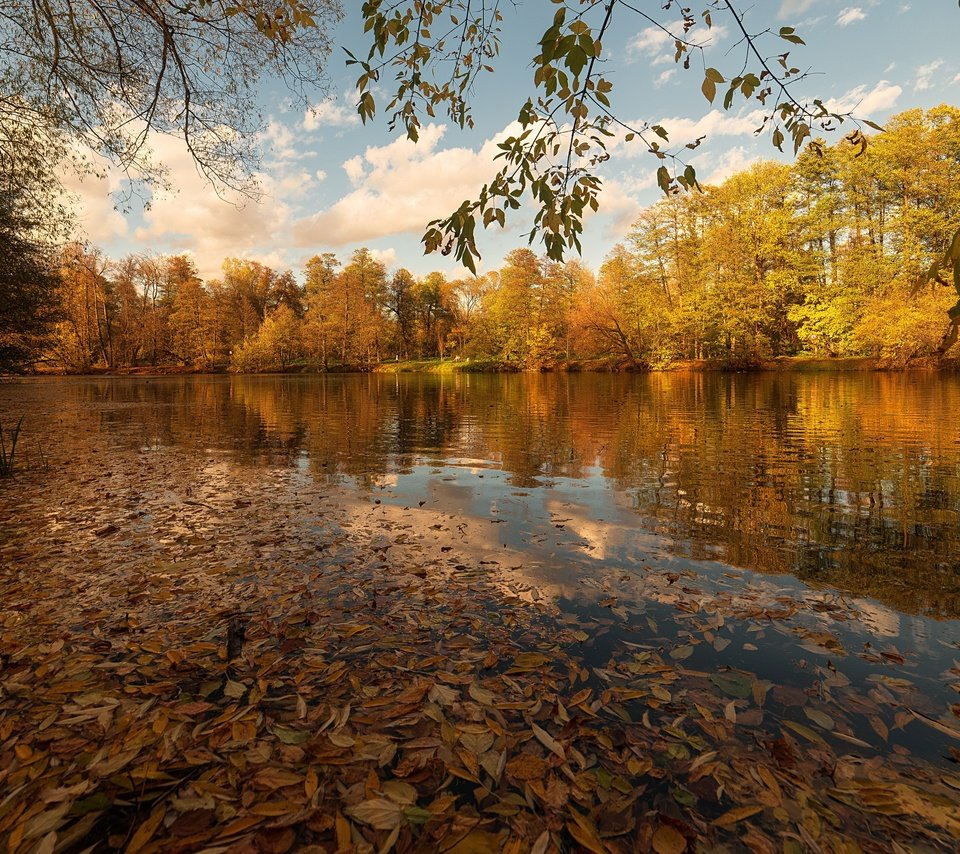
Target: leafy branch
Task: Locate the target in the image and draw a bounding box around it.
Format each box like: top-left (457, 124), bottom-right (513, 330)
top-left (351, 0), bottom-right (886, 273)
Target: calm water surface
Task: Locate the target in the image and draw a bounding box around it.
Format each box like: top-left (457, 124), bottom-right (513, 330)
top-left (5, 371), bottom-right (960, 616)
top-left (4, 371), bottom-right (960, 764)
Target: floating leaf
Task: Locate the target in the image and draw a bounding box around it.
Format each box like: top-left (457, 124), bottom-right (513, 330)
top-left (710, 672), bottom-right (752, 699)
top-left (803, 709), bottom-right (835, 731)
top-left (531, 722), bottom-right (565, 760)
top-left (270, 724), bottom-right (310, 745)
top-left (652, 824), bottom-right (687, 854)
top-left (345, 798), bottom-right (402, 830)
top-left (783, 720), bottom-right (827, 745)
top-left (712, 805), bottom-right (763, 827)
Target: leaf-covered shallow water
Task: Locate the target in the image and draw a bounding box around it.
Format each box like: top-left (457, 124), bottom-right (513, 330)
top-left (1, 372), bottom-right (959, 851)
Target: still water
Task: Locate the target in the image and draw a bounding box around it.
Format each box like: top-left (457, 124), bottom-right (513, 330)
top-left (10, 371), bottom-right (958, 616)
top-left (3, 371), bottom-right (960, 768)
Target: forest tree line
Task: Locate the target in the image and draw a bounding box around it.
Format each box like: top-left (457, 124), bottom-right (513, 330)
top-left (14, 106), bottom-right (960, 373)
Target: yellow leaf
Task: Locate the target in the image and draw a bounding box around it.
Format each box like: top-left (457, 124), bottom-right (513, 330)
top-left (125, 804), bottom-right (165, 854)
top-left (757, 766), bottom-right (782, 805)
top-left (783, 720), bottom-right (826, 745)
top-left (510, 652), bottom-right (550, 670)
top-left (909, 708), bottom-right (960, 741)
top-left (530, 830), bottom-right (551, 854)
top-left (803, 708), bottom-right (835, 731)
top-left (712, 805), bottom-right (763, 827)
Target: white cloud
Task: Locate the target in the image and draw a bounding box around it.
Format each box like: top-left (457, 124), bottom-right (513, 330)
top-left (953, 72), bottom-right (960, 85)
top-left (275, 169), bottom-right (315, 198)
top-left (343, 155), bottom-right (365, 185)
top-left (131, 135), bottom-right (293, 280)
top-left (655, 69), bottom-right (677, 87)
top-left (368, 248), bottom-right (398, 268)
top-left (779, 0), bottom-right (817, 18)
top-left (614, 109), bottom-right (766, 156)
top-left (291, 122), bottom-right (517, 248)
top-left (630, 26), bottom-right (671, 57)
top-left (593, 177), bottom-right (643, 242)
top-left (304, 96), bottom-right (360, 131)
top-left (263, 120), bottom-right (298, 162)
top-left (63, 160), bottom-right (129, 245)
top-left (778, 0), bottom-right (818, 18)
top-left (915, 59), bottom-right (944, 92)
top-left (825, 80), bottom-right (902, 116)
top-left (628, 23), bottom-right (727, 64)
top-left (836, 7), bottom-right (866, 26)
top-left (315, 169), bottom-right (328, 182)
top-left (698, 146), bottom-right (760, 185)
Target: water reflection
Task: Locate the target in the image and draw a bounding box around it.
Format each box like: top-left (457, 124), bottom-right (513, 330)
top-left (8, 371), bottom-right (960, 617)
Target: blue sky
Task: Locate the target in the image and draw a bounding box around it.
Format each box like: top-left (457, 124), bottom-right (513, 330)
top-left (69, 0), bottom-right (960, 280)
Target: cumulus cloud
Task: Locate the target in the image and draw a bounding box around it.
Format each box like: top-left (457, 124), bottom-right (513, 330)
top-left (628, 23), bottom-right (727, 64)
top-left (263, 120), bottom-right (299, 162)
top-left (836, 7), bottom-right (866, 26)
top-left (655, 69), bottom-right (677, 87)
top-left (342, 155), bottom-right (366, 185)
top-left (593, 177), bottom-right (643, 241)
top-left (291, 122), bottom-right (518, 248)
top-left (304, 96), bottom-right (360, 131)
top-left (63, 167), bottom-right (130, 246)
top-left (368, 248), bottom-right (398, 268)
top-left (825, 80), bottom-right (902, 115)
top-left (698, 146), bottom-right (760, 185)
top-left (915, 59), bottom-right (945, 92)
top-left (613, 109), bottom-right (766, 157)
top-left (630, 26), bottom-right (671, 57)
top-left (132, 134), bottom-right (294, 280)
top-left (778, 0), bottom-right (819, 18)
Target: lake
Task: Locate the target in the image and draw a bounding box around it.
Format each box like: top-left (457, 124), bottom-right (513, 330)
top-left (9, 371), bottom-right (959, 610)
top-left (2, 372), bottom-right (960, 848)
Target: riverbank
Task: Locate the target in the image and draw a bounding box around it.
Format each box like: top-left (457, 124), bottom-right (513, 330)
top-left (18, 353), bottom-right (960, 378)
top-left (2, 382), bottom-right (960, 851)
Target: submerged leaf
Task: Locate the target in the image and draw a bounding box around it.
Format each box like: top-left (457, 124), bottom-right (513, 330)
top-left (345, 799), bottom-right (402, 830)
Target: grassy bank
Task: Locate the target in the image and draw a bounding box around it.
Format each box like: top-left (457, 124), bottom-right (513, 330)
top-left (373, 358), bottom-right (519, 374)
top-left (17, 354), bottom-right (960, 377)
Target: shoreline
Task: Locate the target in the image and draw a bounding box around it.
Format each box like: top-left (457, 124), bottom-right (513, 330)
top-left (13, 354), bottom-right (960, 378)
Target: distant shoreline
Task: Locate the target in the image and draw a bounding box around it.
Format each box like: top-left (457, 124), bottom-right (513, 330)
top-left (13, 354), bottom-right (960, 378)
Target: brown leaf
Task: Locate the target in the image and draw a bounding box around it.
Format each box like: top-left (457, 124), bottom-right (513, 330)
top-left (566, 813), bottom-right (608, 854)
top-left (345, 798), bottom-right (402, 830)
top-left (652, 824), bottom-right (687, 854)
top-left (506, 753), bottom-right (548, 781)
top-left (169, 809), bottom-right (215, 837)
top-left (531, 722), bottom-right (565, 760)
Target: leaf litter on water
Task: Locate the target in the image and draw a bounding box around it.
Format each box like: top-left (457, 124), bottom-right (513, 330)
top-left (0, 423), bottom-right (959, 851)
